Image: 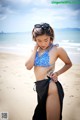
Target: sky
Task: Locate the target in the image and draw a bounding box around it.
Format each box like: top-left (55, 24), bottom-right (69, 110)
top-left (0, 0), bottom-right (80, 32)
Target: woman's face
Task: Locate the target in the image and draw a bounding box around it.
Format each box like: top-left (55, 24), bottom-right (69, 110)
top-left (36, 34), bottom-right (52, 50)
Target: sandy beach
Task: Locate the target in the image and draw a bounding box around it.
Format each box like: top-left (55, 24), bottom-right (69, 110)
top-left (0, 52), bottom-right (80, 120)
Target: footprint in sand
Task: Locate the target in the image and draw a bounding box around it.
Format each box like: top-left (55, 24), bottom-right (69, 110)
top-left (69, 95), bottom-right (74, 97)
top-left (7, 87), bottom-right (15, 90)
top-left (3, 70), bottom-right (6, 72)
top-left (76, 88), bottom-right (79, 91)
top-left (5, 66), bottom-right (8, 68)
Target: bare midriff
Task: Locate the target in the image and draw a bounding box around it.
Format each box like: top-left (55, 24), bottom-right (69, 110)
top-left (34, 65), bottom-right (55, 81)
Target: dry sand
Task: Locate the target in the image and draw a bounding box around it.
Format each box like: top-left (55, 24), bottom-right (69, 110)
top-left (0, 52), bottom-right (80, 120)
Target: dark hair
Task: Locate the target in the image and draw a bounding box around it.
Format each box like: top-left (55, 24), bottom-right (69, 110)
top-left (32, 23), bottom-right (54, 41)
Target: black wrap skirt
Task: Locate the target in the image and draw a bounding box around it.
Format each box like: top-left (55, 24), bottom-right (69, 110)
top-left (32, 77), bottom-right (64, 120)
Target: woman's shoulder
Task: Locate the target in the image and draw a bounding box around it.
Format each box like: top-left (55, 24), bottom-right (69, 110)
top-left (57, 46), bottom-right (65, 51)
top-left (49, 43), bottom-right (59, 54)
top-left (51, 44), bottom-right (66, 54)
top-left (51, 43), bottom-right (59, 51)
top-left (56, 46), bottom-right (68, 57)
top-left (52, 44), bottom-right (64, 50)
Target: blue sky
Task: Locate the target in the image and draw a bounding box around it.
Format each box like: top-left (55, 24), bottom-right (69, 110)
top-left (0, 0), bottom-right (80, 32)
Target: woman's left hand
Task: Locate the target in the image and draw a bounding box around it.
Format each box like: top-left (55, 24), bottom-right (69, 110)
top-left (49, 72), bottom-right (58, 82)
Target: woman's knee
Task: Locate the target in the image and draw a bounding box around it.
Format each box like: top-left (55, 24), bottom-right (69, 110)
top-left (48, 81), bottom-right (58, 96)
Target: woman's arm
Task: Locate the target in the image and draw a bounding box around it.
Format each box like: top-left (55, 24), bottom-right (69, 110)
top-left (25, 45), bottom-right (38, 70)
top-left (56, 47), bottom-right (72, 76)
top-left (50, 47), bottom-right (72, 82)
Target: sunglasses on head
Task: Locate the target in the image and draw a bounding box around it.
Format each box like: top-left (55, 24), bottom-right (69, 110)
top-left (34, 23), bottom-right (50, 30)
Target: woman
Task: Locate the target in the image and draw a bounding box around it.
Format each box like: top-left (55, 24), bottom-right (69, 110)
top-left (25, 23), bottom-right (72, 120)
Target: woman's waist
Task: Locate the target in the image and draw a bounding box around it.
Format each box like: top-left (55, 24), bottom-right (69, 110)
top-left (35, 74), bottom-right (51, 81)
top-left (34, 70), bottom-right (54, 81)
top-left (34, 67), bottom-right (55, 81)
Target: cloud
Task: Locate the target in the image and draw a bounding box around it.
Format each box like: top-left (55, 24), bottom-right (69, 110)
top-left (0, 0), bottom-right (80, 16)
top-left (25, 7), bottom-right (79, 28)
top-left (0, 0), bottom-right (79, 31)
top-left (0, 15), bottom-right (7, 20)
top-left (67, 0), bottom-right (80, 10)
top-left (0, 0), bottom-right (51, 20)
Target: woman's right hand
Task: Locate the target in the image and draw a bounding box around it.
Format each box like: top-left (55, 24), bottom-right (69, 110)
top-left (25, 43), bottom-right (39, 70)
top-left (34, 43), bottom-right (39, 51)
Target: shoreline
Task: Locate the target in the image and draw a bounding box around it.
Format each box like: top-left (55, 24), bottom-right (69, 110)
top-left (0, 52), bottom-right (80, 120)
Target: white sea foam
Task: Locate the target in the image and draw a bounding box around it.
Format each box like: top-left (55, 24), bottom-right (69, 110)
top-left (0, 41), bottom-right (80, 63)
top-left (0, 42), bottom-right (80, 54)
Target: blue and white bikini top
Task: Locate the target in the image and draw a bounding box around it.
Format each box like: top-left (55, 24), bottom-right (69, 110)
top-left (34, 44), bottom-right (59, 67)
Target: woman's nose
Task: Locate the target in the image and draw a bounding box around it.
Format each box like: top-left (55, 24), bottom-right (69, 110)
top-left (42, 43), bottom-right (45, 46)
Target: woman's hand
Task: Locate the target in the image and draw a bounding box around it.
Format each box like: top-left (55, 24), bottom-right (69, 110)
top-left (25, 43), bottom-right (39, 70)
top-left (49, 72), bottom-right (58, 82)
top-left (34, 43), bottom-right (39, 51)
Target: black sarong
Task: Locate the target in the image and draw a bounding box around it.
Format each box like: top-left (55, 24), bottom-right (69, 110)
top-left (32, 77), bottom-right (64, 120)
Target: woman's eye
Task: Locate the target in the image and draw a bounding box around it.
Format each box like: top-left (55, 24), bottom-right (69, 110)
top-left (45, 40), bottom-right (48, 42)
top-left (38, 40), bottom-right (41, 42)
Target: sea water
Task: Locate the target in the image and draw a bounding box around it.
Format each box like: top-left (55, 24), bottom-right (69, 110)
top-left (0, 30), bottom-right (80, 64)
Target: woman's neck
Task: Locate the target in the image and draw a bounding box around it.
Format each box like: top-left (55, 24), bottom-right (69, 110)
top-left (40, 43), bottom-right (53, 52)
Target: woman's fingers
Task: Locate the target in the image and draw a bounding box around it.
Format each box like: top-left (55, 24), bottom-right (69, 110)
top-left (50, 73), bottom-right (58, 82)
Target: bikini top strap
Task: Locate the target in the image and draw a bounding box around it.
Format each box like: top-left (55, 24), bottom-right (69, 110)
top-left (47, 43), bottom-right (59, 52)
top-left (47, 44), bottom-right (54, 52)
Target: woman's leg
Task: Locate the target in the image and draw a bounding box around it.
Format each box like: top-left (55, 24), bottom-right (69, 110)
top-left (46, 81), bottom-right (60, 120)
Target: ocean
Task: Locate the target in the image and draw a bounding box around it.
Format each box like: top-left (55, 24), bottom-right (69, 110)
top-left (0, 30), bottom-right (80, 64)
